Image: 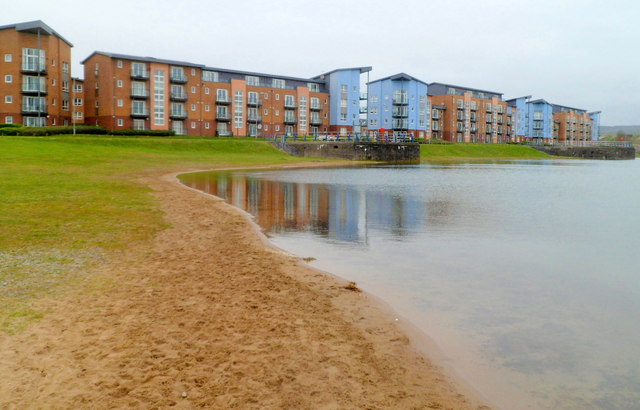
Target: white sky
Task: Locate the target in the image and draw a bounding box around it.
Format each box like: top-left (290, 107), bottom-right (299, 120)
top-left (6, 0), bottom-right (639, 125)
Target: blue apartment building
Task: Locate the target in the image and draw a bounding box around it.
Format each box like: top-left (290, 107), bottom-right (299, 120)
top-left (507, 97), bottom-right (555, 141)
top-left (366, 73), bottom-right (429, 138)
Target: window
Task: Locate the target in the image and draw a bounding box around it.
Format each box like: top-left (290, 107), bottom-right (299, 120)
top-left (272, 78), bottom-right (285, 89)
top-left (205, 105), bottom-right (210, 112)
top-left (191, 104), bottom-right (196, 111)
top-left (191, 68), bottom-right (196, 76)
top-left (204, 87), bottom-right (210, 95)
top-left (4, 96), bottom-right (12, 104)
top-left (275, 109), bottom-right (279, 116)
top-left (132, 62), bottom-right (147, 78)
top-left (117, 80), bottom-right (123, 88)
top-left (22, 48), bottom-right (45, 72)
top-left (234, 90), bottom-right (243, 129)
top-left (191, 86), bottom-right (196, 93)
top-left (73, 83), bottom-right (83, 92)
top-left (457, 99), bottom-right (463, 109)
top-left (52, 79), bottom-right (57, 86)
top-left (264, 109), bottom-right (268, 115)
top-left (284, 95), bottom-right (295, 107)
top-left (73, 98), bottom-right (82, 106)
top-left (340, 113), bottom-right (347, 121)
top-left (205, 122), bottom-right (210, 129)
top-left (308, 83), bottom-right (320, 92)
top-left (275, 93), bottom-right (280, 100)
top-left (246, 75), bottom-right (260, 86)
top-left (52, 98), bottom-right (56, 106)
top-left (191, 121), bottom-right (196, 129)
top-left (117, 60), bottom-right (123, 68)
top-left (275, 125), bottom-right (280, 131)
top-left (4, 54), bottom-right (11, 62)
top-left (216, 89), bottom-right (228, 101)
top-left (133, 119), bottom-right (145, 130)
top-left (73, 111), bottom-right (83, 120)
top-left (5, 116), bottom-right (13, 124)
top-left (62, 62), bottom-right (69, 73)
top-left (154, 69), bottom-right (165, 126)
top-left (62, 100), bottom-right (69, 111)
top-left (4, 75), bottom-right (12, 83)
top-left (341, 85), bottom-right (347, 92)
top-left (117, 99), bottom-right (123, 107)
top-left (117, 119), bottom-right (124, 127)
top-left (202, 71), bottom-right (218, 82)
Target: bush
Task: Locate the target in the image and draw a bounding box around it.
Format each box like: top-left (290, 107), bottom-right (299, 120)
top-left (0, 126), bottom-right (22, 136)
top-left (0, 123), bottom-right (23, 128)
top-left (108, 129), bottom-right (176, 137)
top-left (15, 125), bottom-right (107, 136)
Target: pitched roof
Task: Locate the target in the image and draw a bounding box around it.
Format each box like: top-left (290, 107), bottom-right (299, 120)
top-left (311, 66), bottom-right (372, 79)
top-left (428, 82), bottom-right (503, 96)
top-left (0, 20), bottom-right (73, 47)
top-left (368, 72), bottom-right (429, 86)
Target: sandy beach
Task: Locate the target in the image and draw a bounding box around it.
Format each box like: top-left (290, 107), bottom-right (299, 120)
top-left (0, 164), bottom-right (490, 409)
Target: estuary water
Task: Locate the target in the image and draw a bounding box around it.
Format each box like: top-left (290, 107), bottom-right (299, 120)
top-left (179, 159), bottom-right (640, 409)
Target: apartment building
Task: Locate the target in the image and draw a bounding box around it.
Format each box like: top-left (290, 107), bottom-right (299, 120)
top-left (82, 51), bottom-right (332, 136)
top-left (428, 83), bottom-right (515, 143)
top-left (366, 73), bottom-right (429, 138)
top-left (0, 20), bottom-right (77, 126)
top-left (552, 104), bottom-right (595, 142)
top-left (311, 67), bottom-right (371, 136)
top-left (428, 101), bottom-right (446, 139)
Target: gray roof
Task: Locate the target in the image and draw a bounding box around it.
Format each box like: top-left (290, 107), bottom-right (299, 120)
top-left (368, 72), bottom-right (429, 86)
top-left (81, 51), bottom-right (204, 68)
top-left (428, 82), bottom-right (503, 96)
top-left (505, 95), bottom-right (532, 102)
top-left (0, 20), bottom-right (73, 47)
top-left (311, 66), bottom-right (372, 79)
top-left (551, 103), bottom-right (588, 112)
top-left (82, 51), bottom-right (326, 84)
top-left (529, 99), bottom-right (552, 105)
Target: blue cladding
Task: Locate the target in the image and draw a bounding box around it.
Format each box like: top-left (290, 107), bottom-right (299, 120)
top-left (589, 112), bottom-right (601, 140)
top-left (325, 69), bottom-right (363, 128)
top-left (367, 75), bottom-right (429, 133)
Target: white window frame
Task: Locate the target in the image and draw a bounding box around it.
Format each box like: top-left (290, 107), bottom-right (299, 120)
top-left (4, 54), bottom-right (12, 62)
top-left (4, 74), bottom-right (12, 83)
top-left (4, 95), bottom-right (12, 104)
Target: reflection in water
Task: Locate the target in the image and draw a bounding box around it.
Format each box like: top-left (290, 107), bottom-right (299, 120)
top-left (180, 161), bottom-right (640, 410)
top-left (182, 171), bottom-right (445, 245)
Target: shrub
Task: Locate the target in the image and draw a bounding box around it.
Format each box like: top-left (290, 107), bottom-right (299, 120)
top-left (15, 125), bottom-right (108, 136)
top-left (0, 123), bottom-right (23, 128)
top-left (0, 127), bottom-right (22, 136)
top-left (108, 129), bottom-right (176, 137)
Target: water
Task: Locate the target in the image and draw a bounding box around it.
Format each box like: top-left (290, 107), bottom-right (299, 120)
top-left (179, 160), bottom-right (640, 409)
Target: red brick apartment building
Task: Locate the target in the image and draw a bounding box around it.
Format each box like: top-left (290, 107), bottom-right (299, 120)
top-left (82, 52), bottom-right (331, 136)
top-left (552, 104), bottom-right (593, 142)
top-left (0, 20), bottom-right (83, 126)
top-left (428, 83), bottom-right (515, 143)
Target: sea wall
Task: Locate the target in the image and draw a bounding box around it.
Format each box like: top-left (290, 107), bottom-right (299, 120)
top-left (532, 145), bottom-right (636, 160)
top-left (271, 141), bottom-right (420, 162)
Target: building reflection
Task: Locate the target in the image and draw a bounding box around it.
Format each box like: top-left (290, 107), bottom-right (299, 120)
top-left (182, 172), bottom-right (442, 244)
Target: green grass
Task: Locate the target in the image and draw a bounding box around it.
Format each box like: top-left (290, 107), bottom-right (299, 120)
top-left (0, 135), bottom-right (325, 333)
top-left (420, 143), bottom-right (552, 160)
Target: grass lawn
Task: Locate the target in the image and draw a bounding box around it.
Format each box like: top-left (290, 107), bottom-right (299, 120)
top-left (420, 143), bottom-right (552, 160)
top-left (0, 135), bottom-right (325, 333)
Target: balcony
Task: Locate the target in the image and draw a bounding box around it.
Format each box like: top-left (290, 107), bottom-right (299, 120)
top-left (131, 70), bottom-right (150, 80)
top-left (283, 116), bottom-right (297, 124)
top-left (360, 93), bottom-right (368, 100)
top-left (247, 114), bottom-right (262, 122)
top-left (216, 95), bottom-right (231, 104)
top-left (21, 104), bottom-right (47, 116)
top-left (470, 105), bottom-right (477, 111)
top-left (216, 111), bottom-right (231, 121)
top-left (310, 103), bottom-right (322, 111)
top-left (359, 107), bottom-right (368, 114)
top-left (470, 115), bottom-right (477, 122)
top-left (131, 89), bottom-right (150, 99)
top-left (392, 97), bottom-right (408, 105)
top-left (392, 108), bottom-right (408, 118)
top-left (247, 98), bottom-right (262, 107)
top-left (131, 108), bottom-right (150, 118)
top-left (284, 101), bottom-right (297, 109)
top-left (170, 111), bottom-right (188, 120)
top-left (170, 92), bottom-right (188, 102)
top-left (486, 117), bottom-right (493, 123)
top-left (21, 64), bottom-right (47, 75)
top-left (217, 130), bottom-right (233, 137)
top-left (392, 121), bottom-right (408, 130)
top-left (21, 86), bottom-right (47, 95)
top-left (170, 74), bottom-right (188, 84)
top-left (310, 117), bottom-right (323, 126)
top-left (432, 113), bottom-right (441, 120)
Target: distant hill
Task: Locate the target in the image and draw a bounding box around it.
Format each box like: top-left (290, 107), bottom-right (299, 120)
top-left (600, 125), bottom-right (640, 135)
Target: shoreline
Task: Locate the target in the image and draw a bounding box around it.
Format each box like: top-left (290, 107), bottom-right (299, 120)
top-left (0, 160), bottom-right (491, 408)
top-left (173, 164), bottom-right (494, 408)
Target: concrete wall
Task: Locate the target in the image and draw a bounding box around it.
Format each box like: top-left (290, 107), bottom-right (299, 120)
top-left (532, 145), bottom-right (636, 160)
top-left (271, 141), bottom-right (420, 162)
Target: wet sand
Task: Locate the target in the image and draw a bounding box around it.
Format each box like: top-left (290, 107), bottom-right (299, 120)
top-left (0, 163), bottom-right (490, 409)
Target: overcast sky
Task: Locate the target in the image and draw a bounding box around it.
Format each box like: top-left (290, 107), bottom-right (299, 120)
top-left (6, 0), bottom-right (639, 125)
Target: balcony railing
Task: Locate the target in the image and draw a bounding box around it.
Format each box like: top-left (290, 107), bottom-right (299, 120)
top-left (21, 104), bottom-right (47, 115)
top-left (21, 64), bottom-right (47, 75)
top-left (216, 95), bottom-right (231, 104)
top-left (392, 97), bottom-right (409, 105)
top-left (170, 92), bottom-right (188, 101)
top-left (170, 111), bottom-right (188, 120)
top-left (170, 74), bottom-right (188, 84)
top-left (131, 89), bottom-right (150, 99)
top-left (216, 111), bottom-right (231, 121)
top-left (392, 108), bottom-right (408, 118)
top-left (283, 116), bottom-right (297, 124)
top-left (131, 70), bottom-right (150, 80)
top-left (131, 108), bottom-right (150, 118)
top-left (247, 98), bottom-right (262, 106)
top-left (360, 93), bottom-right (368, 100)
top-left (310, 117), bottom-right (323, 125)
top-left (247, 114), bottom-right (262, 122)
top-left (217, 130), bottom-right (233, 137)
top-left (21, 86), bottom-right (47, 95)
top-left (392, 121), bottom-right (408, 130)
top-left (310, 103), bottom-right (322, 111)
top-left (284, 101), bottom-right (297, 109)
